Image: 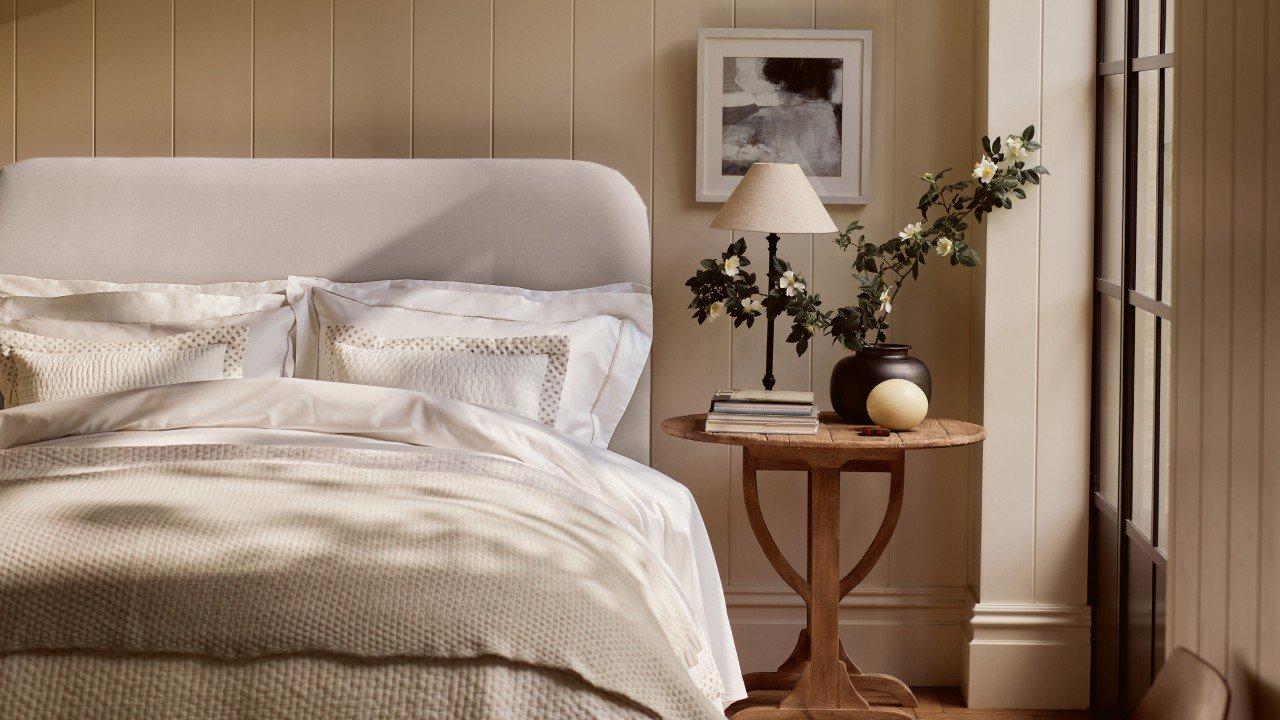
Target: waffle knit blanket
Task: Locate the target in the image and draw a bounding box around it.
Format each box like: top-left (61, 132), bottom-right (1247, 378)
top-left (0, 443), bottom-right (723, 719)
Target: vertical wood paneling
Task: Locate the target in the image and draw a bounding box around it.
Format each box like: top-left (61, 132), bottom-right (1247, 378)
top-left (651, 0), bottom-right (733, 560)
top-left (1173, 3), bottom-right (1280, 718)
top-left (94, 0), bottom-right (172, 156)
top-left (886, 0), bottom-right (976, 589)
top-left (1259, 1), bottom-right (1280, 712)
top-left (253, 0), bottom-right (332, 157)
top-left (0, 0), bottom-right (14, 165)
top-left (1170, 0), bottom-right (1206, 654)
top-left (815, 0), bottom-right (895, 590)
top-left (333, 0), bottom-right (411, 158)
top-left (412, 0), bottom-right (491, 158)
top-left (173, 0), bottom-right (252, 156)
top-left (1227, 1), bottom-right (1264, 716)
top-left (492, 0), bottom-right (570, 158)
top-left (726, 0), bottom-right (816, 590)
top-left (1198, 0), bottom-right (1234, 671)
top-left (572, 0), bottom-right (652, 203)
top-left (1261, 3), bottom-right (1280, 714)
top-left (1033, 0), bottom-right (1093, 605)
top-left (15, 0), bottom-right (93, 159)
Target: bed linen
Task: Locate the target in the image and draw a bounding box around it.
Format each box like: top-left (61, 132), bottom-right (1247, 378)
top-left (0, 379), bottom-right (746, 717)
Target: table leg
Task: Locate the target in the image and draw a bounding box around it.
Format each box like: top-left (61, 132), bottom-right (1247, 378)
top-left (730, 454), bottom-right (914, 719)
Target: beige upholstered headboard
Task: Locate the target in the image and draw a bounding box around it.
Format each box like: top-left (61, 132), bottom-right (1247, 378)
top-left (0, 157), bottom-right (652, 462)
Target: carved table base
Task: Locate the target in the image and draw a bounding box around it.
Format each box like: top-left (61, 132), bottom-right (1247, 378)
top-left (726, 447), bottom-right (916, 719)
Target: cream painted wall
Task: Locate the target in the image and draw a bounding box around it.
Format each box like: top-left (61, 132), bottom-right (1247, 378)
top-left (0, 0), bottom-right (1093, 691)
top-left (1171, 1), bottom-right (1280, 719)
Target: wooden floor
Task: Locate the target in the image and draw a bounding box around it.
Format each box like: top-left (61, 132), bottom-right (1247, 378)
top-left (734, 687), bottom-right (1090, 720)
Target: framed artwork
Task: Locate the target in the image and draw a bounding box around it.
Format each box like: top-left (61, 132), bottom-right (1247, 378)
top-left (696, 28), bottom-right (872, 204)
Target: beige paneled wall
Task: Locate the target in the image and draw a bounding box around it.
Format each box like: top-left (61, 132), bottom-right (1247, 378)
top-left (0, 0), bottom-right (985, 681)
top-left (1171, 1), bottom-right (1280, 719)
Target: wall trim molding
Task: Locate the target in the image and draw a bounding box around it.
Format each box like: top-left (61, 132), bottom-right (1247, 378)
top-left (963, 601), bottom-right (1091, 709)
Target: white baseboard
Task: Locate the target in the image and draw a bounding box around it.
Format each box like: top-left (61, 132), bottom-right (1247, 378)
top-left (724, 584), bottom-right (972, 686)
top-left (962, 602), bottom-right (1091, 709)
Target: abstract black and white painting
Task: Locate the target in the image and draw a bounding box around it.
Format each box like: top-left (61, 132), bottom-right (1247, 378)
top-left (721, 57), bottom-right (843, 177)
top-left (698, 29), bottom-right (871, 204)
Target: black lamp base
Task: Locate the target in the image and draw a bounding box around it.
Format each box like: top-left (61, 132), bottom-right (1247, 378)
top-left (762, 231), bottom-right (780, 391)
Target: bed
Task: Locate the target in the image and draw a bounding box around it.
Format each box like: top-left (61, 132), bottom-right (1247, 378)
top-left (0, 157), bottom-right (745, 718)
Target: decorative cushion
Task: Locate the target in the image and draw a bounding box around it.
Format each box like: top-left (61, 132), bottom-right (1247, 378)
top-left (324, 325), bottom-right (569, 426)
top-left (0, 326), bottom-right (247, 407)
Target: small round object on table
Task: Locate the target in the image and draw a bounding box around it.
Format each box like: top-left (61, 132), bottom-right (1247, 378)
top-left (865, 378), bottom-right (929, 431)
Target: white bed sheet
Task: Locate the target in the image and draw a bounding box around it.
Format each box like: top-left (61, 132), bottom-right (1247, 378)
top-left (9, 380), bottom-right (747, 706)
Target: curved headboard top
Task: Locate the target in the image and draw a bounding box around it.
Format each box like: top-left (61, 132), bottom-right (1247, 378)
top-left (0, 157), bottom-right (652, 461)
top-left (0, 157), bottom-right (650, 287)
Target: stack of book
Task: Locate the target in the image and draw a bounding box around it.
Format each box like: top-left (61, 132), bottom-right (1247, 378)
top-left (705, 389), bottom-right (818, 434)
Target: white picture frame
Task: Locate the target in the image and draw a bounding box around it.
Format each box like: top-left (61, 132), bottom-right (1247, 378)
top-left (696, 28), bottom-right (872, 205)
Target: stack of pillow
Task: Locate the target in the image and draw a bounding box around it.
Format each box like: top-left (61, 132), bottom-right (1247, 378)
top-left (0, 274), bottom-right (652, 447)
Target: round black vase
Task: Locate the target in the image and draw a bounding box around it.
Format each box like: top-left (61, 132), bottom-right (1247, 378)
top-left (830, 344), bottom-right (932, 424)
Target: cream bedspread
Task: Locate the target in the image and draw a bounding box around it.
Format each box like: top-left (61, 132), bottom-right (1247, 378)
top-left (0, 380), bottom-right (731, 718)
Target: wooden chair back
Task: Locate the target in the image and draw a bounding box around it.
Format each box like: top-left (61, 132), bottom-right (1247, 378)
top-left (1132, 647), bottom-right (1230, 720)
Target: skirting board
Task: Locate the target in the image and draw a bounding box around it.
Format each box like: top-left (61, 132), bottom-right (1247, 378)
top-left (962, 602), bottom-right (1092, 709)
top-left (725, 584), bottom-right (972, 686)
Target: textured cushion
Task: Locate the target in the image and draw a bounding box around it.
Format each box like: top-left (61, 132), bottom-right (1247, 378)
top-left (0, 327), bottom-right (247, 406)
top-left (7, 306), bottom-right (296, 379)
top-left (324, 325), bottom-right (569, 426)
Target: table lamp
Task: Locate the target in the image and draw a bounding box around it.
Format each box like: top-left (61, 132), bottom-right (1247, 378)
top-left (710, 163), bottom-right (837, 390)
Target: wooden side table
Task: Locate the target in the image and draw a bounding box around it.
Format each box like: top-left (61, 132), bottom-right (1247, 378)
top-left (662, 413), bottom-right (986, 720)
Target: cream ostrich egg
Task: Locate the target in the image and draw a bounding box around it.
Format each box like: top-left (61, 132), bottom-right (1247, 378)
top-left (865, 379), bottom-right (929, 431)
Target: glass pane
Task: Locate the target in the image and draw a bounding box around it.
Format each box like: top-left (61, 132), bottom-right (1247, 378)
top-left (1098, 295), bottom-right (1123, 505)
top-left (1103, 0), bottom-right (1126, 62)
top-left (1135, 71), bottom-right (1160, 298)
top-left (1157, 318), bottom-right (1172, 550)
top-left (1164, 0), bottom-right (1175, 53)
top-left (1161, 69), bottom-right (1174, 302)
top-left (1100, 74), bottom-right (1125, 284)
top-left (1132, 311), bottom-right (1158, 537)
top-left (1138, 0), bottom-right (1162, 58)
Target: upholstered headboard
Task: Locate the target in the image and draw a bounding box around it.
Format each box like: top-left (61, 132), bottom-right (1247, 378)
top-left (0, 157), bottom-right (652, 462)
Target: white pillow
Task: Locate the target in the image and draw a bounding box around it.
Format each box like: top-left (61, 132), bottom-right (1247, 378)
top-left (0, 273), bottom-right (285, 297)
top-left (0, 291), bottom-right (286, 324)
top-left (6, 305), bottom-right (295, 378)
top-left (307, 287), bottom-right (649, 446)
top-left (0, 326), bottom-right (247, 407)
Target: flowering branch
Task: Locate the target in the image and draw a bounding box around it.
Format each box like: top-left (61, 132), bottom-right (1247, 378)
top-left (686, 126), bottom-right (1048, 356)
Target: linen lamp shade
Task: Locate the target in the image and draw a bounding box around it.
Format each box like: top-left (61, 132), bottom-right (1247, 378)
top-left (709, 163), bottom-right (837, 234)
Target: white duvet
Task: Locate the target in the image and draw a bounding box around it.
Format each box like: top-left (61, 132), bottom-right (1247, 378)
top-left (0, 378), bottom-right (746, 708)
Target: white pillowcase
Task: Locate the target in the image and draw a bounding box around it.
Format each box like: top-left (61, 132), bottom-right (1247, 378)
top-left (6, 305), bottom-right (295, 379)
top-left (0, 326), bottom-right (248, 407)
top-left (0, 273), bottom-right (285, 297)
top-left (0, 290), bottom-right (286, 324)
top-left (298, 283), bottom-right (651, 446)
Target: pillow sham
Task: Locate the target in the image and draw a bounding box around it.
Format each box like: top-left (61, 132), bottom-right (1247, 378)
top-left (6, 305), bottom-right (295, 378)
top-left (0, 291), bottom-right (286, 324)
top-left (0, 326), bottom-right (247, 407)
top-left (308, 288), bottom-right (648, 445)
top-left (0, 273), bottom-right (285, 297)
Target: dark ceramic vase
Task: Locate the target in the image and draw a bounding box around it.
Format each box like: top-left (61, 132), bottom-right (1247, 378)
top-left (830, 344), bottom-right (932, 424)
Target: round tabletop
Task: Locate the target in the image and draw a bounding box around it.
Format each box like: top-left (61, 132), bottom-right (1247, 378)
top-left (661, 412), bottom-right (986, 451)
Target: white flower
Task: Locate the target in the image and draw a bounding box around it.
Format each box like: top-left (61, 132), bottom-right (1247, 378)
top-left (722, 255), bottom-right (742, 276)
top-left (920, 172), bottom-right (936, 183)
top-left (741, 297), bottom-right (764, 315)
top-left (879, 289), bottom-right (892, 314)
top-left (898, 221), bottom-right (924, 240)
top-left (973, 155), bottom-right (998, 183)
top-left (1005, 135), bottom-right (1028, 159)
top-left (779, 270), bottom-right (806, 297)
top-left (935, 237), bottom-right (954, 256)
top-left (707, 301), bottom-right (725, 320)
